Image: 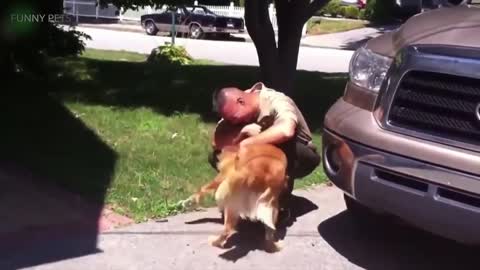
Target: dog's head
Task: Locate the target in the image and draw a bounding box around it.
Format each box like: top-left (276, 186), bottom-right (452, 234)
top-left (213, 121), bottom-right (243, 150)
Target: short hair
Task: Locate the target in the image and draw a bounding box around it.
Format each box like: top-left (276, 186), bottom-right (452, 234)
top-left (212, 87), bottom-right (230, 113)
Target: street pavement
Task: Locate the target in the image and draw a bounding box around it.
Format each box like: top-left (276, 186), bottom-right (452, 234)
top-left (75, 21), bottom-right (399, 51)
top-left (74, 27), bottom-right (354, 73)
top-left (7, 185), bottom-right (476, 270)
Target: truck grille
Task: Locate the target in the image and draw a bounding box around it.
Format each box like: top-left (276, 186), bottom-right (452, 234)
top-left (387, 70), bottom-right (480, 146)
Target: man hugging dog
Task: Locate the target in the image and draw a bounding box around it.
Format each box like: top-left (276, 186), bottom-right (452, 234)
top-left (209, 82), bottom-right (321, 222)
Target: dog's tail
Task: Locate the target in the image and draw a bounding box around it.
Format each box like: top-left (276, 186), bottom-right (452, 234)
top-left (256, 188), bottom-right (278, 230)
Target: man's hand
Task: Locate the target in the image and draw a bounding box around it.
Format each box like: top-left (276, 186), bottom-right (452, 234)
top-left (240, 119), bottom-right (296, 146)
top-left (239, 138), bottom-right (252, 147)
top-left (232, 123), bottom-right (262, 144)
top-left (241, 123), bottom-right (263, 137)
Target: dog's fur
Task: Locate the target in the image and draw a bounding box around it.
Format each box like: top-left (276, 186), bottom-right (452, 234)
top-left (183, 143), bottom-right (288, 252)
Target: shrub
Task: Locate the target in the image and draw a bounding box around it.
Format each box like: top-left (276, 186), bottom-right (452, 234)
top-left (322, 0), bottom-right (342, 17)
top-left (338, 6), bottom-right (347, 17)
top-left (147, 44), bottom-right (192, 65)
top-left (363, 0), bottom-right (396, 23)
top-left (344, 6), bottom-right (360, 19)
top-left (359, 8), bottom-right (366, 20)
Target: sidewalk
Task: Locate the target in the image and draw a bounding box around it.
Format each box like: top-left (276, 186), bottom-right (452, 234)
top-left (5, 182), bottom-right (472, 270)
top-left (73, 22), bottom-right (398, 50)
top-left (4, 185), bottom-right (351, 270)
top-left (301, 25), bottom-right (399, 50)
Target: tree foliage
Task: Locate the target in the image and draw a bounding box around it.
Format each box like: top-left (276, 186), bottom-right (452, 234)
top-left (3, 0), bottom-right (90, 82)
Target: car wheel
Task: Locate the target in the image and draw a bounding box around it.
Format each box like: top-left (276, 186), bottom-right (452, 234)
top-left (145, 21), bottom-right (158, 36)
top-left (189, 24), bottom-right (204, 39)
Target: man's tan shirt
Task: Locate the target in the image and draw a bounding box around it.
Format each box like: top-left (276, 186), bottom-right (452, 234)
top-left (242, 82), bottom-right (313, 146)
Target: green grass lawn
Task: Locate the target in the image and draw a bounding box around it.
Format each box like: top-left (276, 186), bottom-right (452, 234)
top-left (4, 49), bottom-right (347, 222)
top-left (307, 19), bottom-right (367, 35)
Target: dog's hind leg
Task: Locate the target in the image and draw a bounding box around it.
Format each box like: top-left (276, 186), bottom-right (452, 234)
top-left (256, 188), bottom-right (279, 230)
top-left (257, 194), bottom-right (283, 253)
top-left (208, 207), bottom-right (238, 249)
top-left (264, 225), bottom-right (283, 253)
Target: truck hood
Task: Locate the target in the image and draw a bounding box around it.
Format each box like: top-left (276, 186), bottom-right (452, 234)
top-left (367, 6), bottom-right (480, 58)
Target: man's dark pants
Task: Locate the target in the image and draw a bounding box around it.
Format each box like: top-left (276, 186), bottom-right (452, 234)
top-left (207, 139), bottom-right (321, 209)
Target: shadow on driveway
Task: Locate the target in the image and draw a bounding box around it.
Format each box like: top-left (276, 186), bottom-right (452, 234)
top-left (185, 194), bottom-right (319, 262)
top-left (318, 211), bottom-right (478, 270)
top-left (0, 92), bottom-right (118, 269)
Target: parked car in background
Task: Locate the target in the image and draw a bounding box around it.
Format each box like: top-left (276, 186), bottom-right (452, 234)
top-left (322, 5), bottom-right (480, 245)
top-left (341, 0), bottom-right (366, 9)
top-left (140, 5), bottom-right (245, 39)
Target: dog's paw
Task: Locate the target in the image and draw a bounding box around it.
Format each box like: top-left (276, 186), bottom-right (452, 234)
top-left (264, 240), bottom-right (284, 253)
top-left (178, 196), bottom-right (197, 210)
top-left (208, 235), bottom-right (228, 249)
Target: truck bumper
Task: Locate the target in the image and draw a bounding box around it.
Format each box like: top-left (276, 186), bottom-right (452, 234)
top-left (322, 98), bottom-right (480, 245)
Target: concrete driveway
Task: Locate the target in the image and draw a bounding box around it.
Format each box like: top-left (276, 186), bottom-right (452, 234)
top-left (7, 185), bottom-right (476, 270)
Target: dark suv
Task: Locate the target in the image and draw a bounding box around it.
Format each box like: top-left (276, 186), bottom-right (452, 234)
top-left (322, 5), bottom-right (480, 245)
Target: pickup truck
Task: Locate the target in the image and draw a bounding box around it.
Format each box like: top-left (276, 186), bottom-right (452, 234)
top-left (322, 5), bottom-right (480, 245)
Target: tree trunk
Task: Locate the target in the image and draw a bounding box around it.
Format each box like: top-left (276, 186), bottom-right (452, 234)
top-left (275, 0), bottom-right (305, 95)
top-left (244, 0), bottom-right (278, 88)
top-left (244, 0), bottom-right (329, 95)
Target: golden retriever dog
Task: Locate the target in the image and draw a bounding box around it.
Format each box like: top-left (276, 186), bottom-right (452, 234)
top-left (181, 122), bottom-right (288, 252)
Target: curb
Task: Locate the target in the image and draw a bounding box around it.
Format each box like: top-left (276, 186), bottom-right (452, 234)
top-left (78, 23), bottom-right (146, 34)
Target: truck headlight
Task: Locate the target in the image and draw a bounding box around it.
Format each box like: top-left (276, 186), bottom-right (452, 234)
top-left (349, 47), bottom-right (393, 92)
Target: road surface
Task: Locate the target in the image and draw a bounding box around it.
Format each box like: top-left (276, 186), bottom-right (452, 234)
top-left (6, 185), bottom-right (476, 270)
top-left (75, 27), bottom-right (354, 73)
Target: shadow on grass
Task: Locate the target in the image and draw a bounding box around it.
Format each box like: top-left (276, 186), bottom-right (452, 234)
top-left (47, 56), bottom-right (348, 132)
top-left (0, 91), bottom-right (118, 269)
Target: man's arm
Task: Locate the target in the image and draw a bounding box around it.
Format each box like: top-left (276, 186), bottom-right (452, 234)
top-left (239, 119), bottom-right (296, 146)
top-left (240, 95), bottom-right (299, 146)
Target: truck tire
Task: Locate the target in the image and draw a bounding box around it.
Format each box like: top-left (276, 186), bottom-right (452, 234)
top-left (145, 21), bottom-right (158, 36)
top-left (189, 24), bottom-right (204, 39)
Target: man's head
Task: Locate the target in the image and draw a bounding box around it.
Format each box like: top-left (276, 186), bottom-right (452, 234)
top-left (212, 87), bottom-right (259, 125)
